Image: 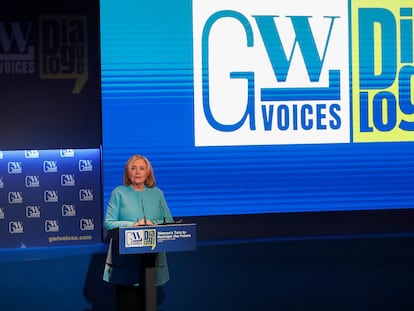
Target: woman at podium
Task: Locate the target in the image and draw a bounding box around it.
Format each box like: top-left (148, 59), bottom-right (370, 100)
top-left (103, 154), bottom-right (174, 311)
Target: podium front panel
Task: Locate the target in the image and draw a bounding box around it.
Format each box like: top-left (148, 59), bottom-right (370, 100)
top-left (119, 223), bottom-right (196, 255)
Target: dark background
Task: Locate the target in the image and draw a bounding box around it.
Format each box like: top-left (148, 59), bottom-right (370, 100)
top-left (0, 0), bottom-right (101, 149)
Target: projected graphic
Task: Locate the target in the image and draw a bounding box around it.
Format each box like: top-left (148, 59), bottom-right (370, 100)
top-left (352, 1), bottom-right (414, 142)
top-left (193, 0), bottom-right (350, 146)
top-left (100, 0), bottom-right (414, 217)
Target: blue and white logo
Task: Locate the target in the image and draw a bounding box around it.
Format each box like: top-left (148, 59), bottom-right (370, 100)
top-left (45, 220), bottom-right (59, 232)
top-left (79, 159), bottom-right (93, 172)
top-left (79, 189), bottom-right (93, 201)
top-left (193, 0), bottom-right (349, 146)
top-left (125, 229), bottom-right (156, 249)
top-left (8, 192), bottom-right (23, 204)
top-left (61, 174), bottom-right (75, 186)
top-left (43, 160), bottom-right (58, 173)
top-left (9, 221), bottom-right (24, 234)
top-left (62, 204), bottom-right (76, 217)
top-left (8, 162), bottom-right (22, 174)
top-left (25, 175), bottom-right (40, 187)
top-left (126, 230), bottom-right (143, 247)
top-left (25, 150), bottom-right (39, 158)
top-left (44, 190), bottom-right (58, 202)
top-left (26, 205), bottom-right (41, 218)
top-left (80, 218), bottom-right (94, 231)
top-left (60, 149), bottom-right (75, 157)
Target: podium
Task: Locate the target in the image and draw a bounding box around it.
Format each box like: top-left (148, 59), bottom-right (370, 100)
top-left (116, 223), bottom-right (196, 311)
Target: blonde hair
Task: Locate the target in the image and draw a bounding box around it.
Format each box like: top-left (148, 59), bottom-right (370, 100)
top-left (123, 154), bottom-right (156, 188)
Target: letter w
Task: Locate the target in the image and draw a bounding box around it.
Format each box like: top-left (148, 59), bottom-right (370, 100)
top-left (254, 15), bottom-right (338, 82)
top-left (0, 22), bottom-right (32, 53)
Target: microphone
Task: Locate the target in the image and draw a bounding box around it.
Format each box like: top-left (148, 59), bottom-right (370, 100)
top-left (158, 200), bottom-right (166, 225)
top-left (158, 200), bottom-right (183, 225)
top-left (141, 199), bottom-right (147, 225)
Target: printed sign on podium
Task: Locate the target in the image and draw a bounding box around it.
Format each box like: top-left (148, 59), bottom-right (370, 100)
top-left (119, 223), bottom-right (196, 255)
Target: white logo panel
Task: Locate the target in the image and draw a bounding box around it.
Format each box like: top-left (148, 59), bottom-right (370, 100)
top-left (193, 0), bottom-right (350, 146)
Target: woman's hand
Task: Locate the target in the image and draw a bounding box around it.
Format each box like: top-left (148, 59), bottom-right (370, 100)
top-left (133, 218), bottom-right (154, 226)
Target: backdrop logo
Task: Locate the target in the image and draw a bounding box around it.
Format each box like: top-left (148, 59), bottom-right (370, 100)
top-left (25, 150), bottom-right (39, 158)
top-left (80, 218), bottom-right (94, 231)
top-left (79, 189), bottom-right (93, 201)
top-left (9, 221), bottom-right (24, 234)
top-left (352, 1), bottom-right (414, 142)
top-left (43, 160), bottom-right (58, 173)
top-left (44, 190), bottom-right (58, 202)
top-left (8, 191), bottom-right (23, 204)
top-left (39, 16), bottom-right (88, 94)
top-left (45, 220), bottom-right (59, 232)
top-left (26, 205), bottom-right (41, 218)
top-left (60, 149), bottom-right (75, 157)
top-left (0, 22), bottom-right (35, 74)
top-left (62, 204), bottom-right (76, 217)
top-left (61, 174), bottom-right (75, 186)
top-left (193, 0), bottom-right (350, 146)
top-left (8, 161), bottom-right (22, 174)
top-left (79, 159), bottom-right (93, 171)
top-left (25, 175), bottom-right (40, 187)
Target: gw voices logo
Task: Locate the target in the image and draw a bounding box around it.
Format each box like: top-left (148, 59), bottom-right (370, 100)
top-left (0, 17), bottom-right (88, 93)
top-left (25, 150), bottom-right (39, 158)
top-left (9, 221), bottom-right (24, 234)
top-left (43, 160), bottom-right (58, 173)
top-left (0, 21), bottom-right (35, 74)
top-left (80, 218), bottom-right (94, 231)
top-left (125, 229), bottom-right (157, 250)
top-left (79, 189), bottom-right (93, 201)
top-left (62, 204), bottom-right (76, 217)
top-left (61, 174), bottom-right (75, 186)
top-left (79, 159), bottom-right (93, 172)
top-left (44, 190), bottom-right (58, 202)
top-left (193, 0), bottom-right (350, 146)
top-left (25, 175), bottom-right (40, 188)
top-left (26, 205), bottom-right (41, 218)
top-left (8, 191), bottom-right (23, 204)
top-left (8, 161), bottom-right (22, 174)
top-left (45, 220), bottom-right (59, 232)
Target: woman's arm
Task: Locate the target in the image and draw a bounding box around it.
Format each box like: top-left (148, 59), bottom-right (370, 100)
top-left (104, 188), bottom-right (135, 229)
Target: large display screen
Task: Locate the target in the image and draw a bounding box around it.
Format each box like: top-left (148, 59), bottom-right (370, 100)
top-left (100, 0), bottom-right (414, 217)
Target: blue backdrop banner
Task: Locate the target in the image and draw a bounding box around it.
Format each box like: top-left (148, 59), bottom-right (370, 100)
top-left (0, 148), bottom-right (102, 248)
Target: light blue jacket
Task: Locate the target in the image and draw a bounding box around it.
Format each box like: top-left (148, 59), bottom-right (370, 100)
top-left (103, 185), bottom-right (174, 286)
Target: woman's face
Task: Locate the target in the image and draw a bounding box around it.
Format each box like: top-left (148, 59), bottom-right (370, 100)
top-left (128, 158), bottom-right (148, 189)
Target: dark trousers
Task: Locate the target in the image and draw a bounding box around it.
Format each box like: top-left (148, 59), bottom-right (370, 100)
top-left (115, 285), bottom-right (165, 311)
top-left (115, 284), bottom-right (145, 311)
